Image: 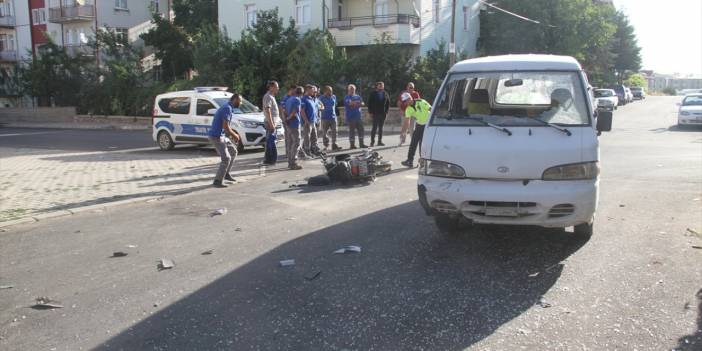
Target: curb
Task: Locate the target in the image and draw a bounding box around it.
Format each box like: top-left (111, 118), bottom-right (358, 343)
top-left (0, 195), bottom-right (162, 230)
top-left (2, 123), bottom-right (150, 131)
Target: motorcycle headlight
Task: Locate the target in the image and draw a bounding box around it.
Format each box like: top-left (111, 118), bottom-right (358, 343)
top-left (419, 159), bottom-right (466, 179)
top-left (543, 162), bottom-right (599, 181)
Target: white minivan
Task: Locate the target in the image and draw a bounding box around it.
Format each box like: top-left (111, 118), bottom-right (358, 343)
top-left (152, 87), bottom-right (284, 151)
top-left (417, 55), bottom-right (613, 238)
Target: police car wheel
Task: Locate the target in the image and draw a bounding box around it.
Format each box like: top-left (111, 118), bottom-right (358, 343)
top-left (236, 139), bottom-right (245, 153)
top-left (157, 131), bottom-right (175, 151)
top-left (573, 222), bottom-right (593, 240)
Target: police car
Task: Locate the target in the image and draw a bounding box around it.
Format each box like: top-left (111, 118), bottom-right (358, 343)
top-left (152, 87), bottom-right (284, 151)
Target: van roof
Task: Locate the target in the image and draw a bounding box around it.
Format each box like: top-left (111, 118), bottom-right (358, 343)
top-left (156, 89), bottom-right (232, 100)
top-left (450, 54), bottom-right (582, 73)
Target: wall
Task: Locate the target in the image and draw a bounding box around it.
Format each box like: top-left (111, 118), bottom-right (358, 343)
top-left (96, 0), bottom-right (163, 29)
top-left (219, 0), bottom-right (325, 41)
top-left (0, 106), bottom-right (77, 122)
top-left (13, 0), bottom-right (32, 60)
top-left (418, 0), bottom-right (480, 57)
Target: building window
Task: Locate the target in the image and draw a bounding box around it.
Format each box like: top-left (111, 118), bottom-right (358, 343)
top-left (0, 0), bottom-right (14, 17)
top-left (0, 34), bottom-right (8, 51)
top-left (32, 9), bottom-right (46, 25)
top-left (295, 0), bottom-right (311, 26)
top-left (150, 0), bottom-right (159, 12)
top-left (433, 0), bottom-right (440, 23)
top-left (245, 4), bottom-right (256, 28)
top-left (115, 0), bottom-right (128, 10)
top-left (338, 0), bottom-right (343, 19)
top-left (115, 27), bottom-right (128, 42)
top-left (463, 6), bottom-right (469, 31)
top-left (375, 0), bottom-right (388, 17)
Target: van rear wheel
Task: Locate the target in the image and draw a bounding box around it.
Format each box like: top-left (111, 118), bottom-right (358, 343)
top-left (573, 222), bottom-right (593, 240)
top-left (157, 131), bottom-right (175, 151)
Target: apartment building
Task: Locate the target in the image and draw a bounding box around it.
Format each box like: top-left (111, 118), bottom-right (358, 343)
top-left (219, 0), bottom-right (482, 58)
top-left (1, 0), bottom-right (32, 107)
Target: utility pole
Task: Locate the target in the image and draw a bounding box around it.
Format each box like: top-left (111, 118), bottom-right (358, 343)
top-left (449, 0), bottom-right (457, 66)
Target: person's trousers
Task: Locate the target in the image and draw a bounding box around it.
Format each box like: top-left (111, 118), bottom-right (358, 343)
top-left (370, 113), bottom-right (387, 144)
top-left (285, 125), bottom-right (301, 167)
top-left (209, 136), bottom-right (238, 182)
top-left (347, 119), bottom-right (364, 147)
top-left (264, 130), bottom-right (277, 164)
top-left (407, 124), bottom-right (425, 162)
top-left (321, 119), bottom-right (338, 147)
top-left (302, 122), bottom-right (319, 154)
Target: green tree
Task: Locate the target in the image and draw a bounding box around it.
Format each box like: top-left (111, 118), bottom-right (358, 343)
top-left (286, 29), bottom-right (346, 89)
top-left (140, 14), bottom-right (194, 82)
top-left (410, 41), bottom-right (452, 103)
top-left (624, 73), bottom-right (647, 88)
top-left (173, 0), bottom-right (217, 35)
top-left (19, 40), bottom-right (87, 106)
top-left (191, 25), bottom-right (236, 86)
top-left (611, 11), bottom-right (642, 81)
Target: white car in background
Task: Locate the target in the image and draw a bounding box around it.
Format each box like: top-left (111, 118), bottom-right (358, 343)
top-left (594, 89), bottom-right (618, 111)
top-left (677, 94), bottom-right (702, 127)
top-left (152, 87), bottom-right (284, 151)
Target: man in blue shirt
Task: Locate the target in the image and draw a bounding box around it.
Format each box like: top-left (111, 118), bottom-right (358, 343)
top-left (319, 85), bottom-right (342, 151)
top-left (344, 84), bottom-right (367, 149)
top-left (284, 86), bottom-right (305, 170)
top-left (301, 85), bottom-right (320, 157)
top-left (208, 94), bottom-right (242, 188)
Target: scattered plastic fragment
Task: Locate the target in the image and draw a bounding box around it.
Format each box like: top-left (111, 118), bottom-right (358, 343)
top-left (537, 298), bottom-right (552, 308)
top-left (0, 285), bottom-right (13, 289)
top-left (528, 272), bottom-right (540, 278)
top-left (235, 227), bottom-right (242, 232)
top-left (334, 245), bottom-right (362, 254)
top-left (201, 249), bottom-right (214, 255)
top-left (619, 204), bottom-right (625, 207)
top-left (304, 271), bottom-right (322, 281)
top-left (157, 258), bottom-right (175, 271)
top-left (32, 297), bottom-right (64, 310)
top-left (692, 246), bottom-right (702, 250)
top-left (286, 217), bottom-right (296, 221)
top-left (279, 259), bottom-right (295, 267)
top-left (126, 245), bottom-right (138, 248)
top-left (686, 228), bottom-right (700, 237)
top-left (111, 252), bottom-right (128, 258)
top-left (210, 208), bottom-right (228, 217)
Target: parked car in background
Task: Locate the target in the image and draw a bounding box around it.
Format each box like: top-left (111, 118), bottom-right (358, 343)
top-left (677, 94), bottom-right (702, 127)
top-left (624, 87), bottom-right (634, 103)
top-left (631, 87), bottom-right (646, 100)
top-left (610, 85), bottom-right (628, 105)
top-left (152, 87), bottom-right (284, 151)
top-left (594, 89), bottom-right (619, 111)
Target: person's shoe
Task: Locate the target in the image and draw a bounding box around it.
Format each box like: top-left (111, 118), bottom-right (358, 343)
top-left (401, 160), bottom-right (413, 168)
top-left (360, 144), bottom-right (368, 149)
top-left (350, 145), bottom-right (357, 150)
top-left (370, 141), bottom-right (375, 147)
top-left (377, 141), bottom-right (385, 146)
top-left (332, 144), bottom-right (342, 151)
top-left (224, 174), bottom-right (236, 182)
top-left (289, 164), bottom-right (303, 170)
top-left (213, 180), bottom-right (228, 188)
top-left (262, 161), bottom-right (276, 166)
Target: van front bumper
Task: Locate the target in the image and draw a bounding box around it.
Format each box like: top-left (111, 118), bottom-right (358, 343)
top-left (418, 176), bottom-right (598, 228)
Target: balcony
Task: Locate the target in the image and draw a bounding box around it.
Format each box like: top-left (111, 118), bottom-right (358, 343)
top-left (328, 14), bottom-right (421, 47)
top-left (49, 4), bottom-right (95, 23)
top-left (0, 50), bottom-right (17, 62)
top-left (63, 45), bottom-right (94, 57)
top-left (0, 15), bottom-right (15, 27)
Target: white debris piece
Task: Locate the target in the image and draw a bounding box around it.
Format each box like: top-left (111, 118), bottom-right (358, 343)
top-left (334, 245), bottom-right (362, 254)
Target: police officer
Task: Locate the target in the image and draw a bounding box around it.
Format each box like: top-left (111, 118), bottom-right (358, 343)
top-left (399, 93), bottom-right (431, 168)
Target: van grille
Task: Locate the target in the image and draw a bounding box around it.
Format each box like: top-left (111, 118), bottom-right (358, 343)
top-left (468, 201), bottom-right (537, 208)
top-left (548, 204), bottom-right (575, 218)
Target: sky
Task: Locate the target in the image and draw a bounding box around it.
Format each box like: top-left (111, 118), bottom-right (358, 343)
top-left (614, 0), bottom-right (702, 77)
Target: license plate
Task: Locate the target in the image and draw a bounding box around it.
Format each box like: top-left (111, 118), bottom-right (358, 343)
top-left (485, 207), bottom-right (519, 217)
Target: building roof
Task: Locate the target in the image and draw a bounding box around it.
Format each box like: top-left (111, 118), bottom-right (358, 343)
top-left (450, 54), bottom-right (583, 73)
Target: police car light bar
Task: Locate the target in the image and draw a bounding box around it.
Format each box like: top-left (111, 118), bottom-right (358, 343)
top-left (194, 87), bottom-right (229, 93)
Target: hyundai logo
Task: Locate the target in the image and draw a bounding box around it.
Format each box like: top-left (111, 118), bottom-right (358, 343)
top-left (497, 166), bottom-right (509, 173)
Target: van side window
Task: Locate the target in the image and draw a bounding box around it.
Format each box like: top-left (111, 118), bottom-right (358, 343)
top-left (159, 97), bottom-right (191, 115)
top-left (196, 99), bottom-right (216, 116)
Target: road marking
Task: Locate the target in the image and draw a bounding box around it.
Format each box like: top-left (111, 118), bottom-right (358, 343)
top-left (0, 131), bottom-right (64, 137)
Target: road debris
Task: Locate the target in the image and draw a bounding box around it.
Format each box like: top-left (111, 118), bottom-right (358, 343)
top-left (528, 272), bottom-right (540, 278)
top-left (157, 258), bottom-right (175, 271)
top-left (201, 249), bottom-right (214, 255)
top-left (210, 208), bottom-right (228, 217)
top-left (692, 246), bottom-right (702, 250)
top-left (686, 228), bottom-right (700, 237)
top-left (126, 245), bottom-right (138, 248)
top-left (279, 259), bottom-right (295, 267)
top-left (0, 285), bottom-right (13, 289)
top-left (286, 217), bottom-right (296, 221)
top-left (111, 252), bottom-right (128, 258)
top-left (234, 227), bottom-right (242, 232)
top-left (537, 298), bottom-right (553, 308)
top-left (334, 245), bottom-right (362, 254)
top-left (619, 204), bottom-right (626, 207)
top-left (304, 271), bottom-right (322, 281)
top-left (32, 297), bottom-right (64, 310)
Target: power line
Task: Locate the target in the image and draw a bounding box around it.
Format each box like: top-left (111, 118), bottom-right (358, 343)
top-left (478, 0), bottom-right (557, 28)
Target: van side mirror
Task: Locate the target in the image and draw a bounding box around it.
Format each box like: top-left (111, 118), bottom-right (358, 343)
top-left (596, 110), bottom-right (613, 133)
top-left (207, 108), bottom-right (217, 116)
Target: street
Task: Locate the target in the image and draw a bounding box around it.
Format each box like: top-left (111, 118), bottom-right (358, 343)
top-left (0, 96), bottom-right (700, 350)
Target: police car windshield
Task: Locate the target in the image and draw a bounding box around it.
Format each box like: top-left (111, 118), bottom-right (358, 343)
top-left (432, 71), bottom-right (590, 127)
top-left (214, 97), bottom-right (260, 114)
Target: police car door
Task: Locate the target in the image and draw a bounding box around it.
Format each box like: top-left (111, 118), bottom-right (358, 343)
top-left (194, 98), bottom-right (217, 139)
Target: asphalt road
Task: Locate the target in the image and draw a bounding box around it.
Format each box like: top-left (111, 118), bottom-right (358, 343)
top-left (0, 96), bottom-right (700, 350)
top-left (0, 127), bottom-right (155, 151)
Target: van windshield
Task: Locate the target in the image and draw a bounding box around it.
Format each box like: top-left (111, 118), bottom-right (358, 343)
top-left (214, 97), bottom-right (261, 114)
top-left (432, 71), bottom-right (590, 127)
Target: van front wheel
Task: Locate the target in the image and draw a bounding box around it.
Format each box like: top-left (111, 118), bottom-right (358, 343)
top-left (157, 131), bottom-right (175, 151)
top-left (574, 222), bottom-right (593, 239)
top-left (435, 214), bottom-right (460, 234)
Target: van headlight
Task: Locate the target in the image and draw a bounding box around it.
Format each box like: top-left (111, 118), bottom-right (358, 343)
top-left (419, 159), bottom-right (466, 178)
top-left (542, 162), bottom-right (599, 181)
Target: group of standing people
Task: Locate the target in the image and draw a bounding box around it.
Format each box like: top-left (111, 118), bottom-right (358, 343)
top-left (207, 80), bottom-right (430, 186)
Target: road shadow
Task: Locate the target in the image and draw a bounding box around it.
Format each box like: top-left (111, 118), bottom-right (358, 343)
top-left (674, 288), bottom-right (702, 351)
top-left (96, 202), bottom-right (587, 350)
top-left (650, 125), bottom-right (702, 133)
